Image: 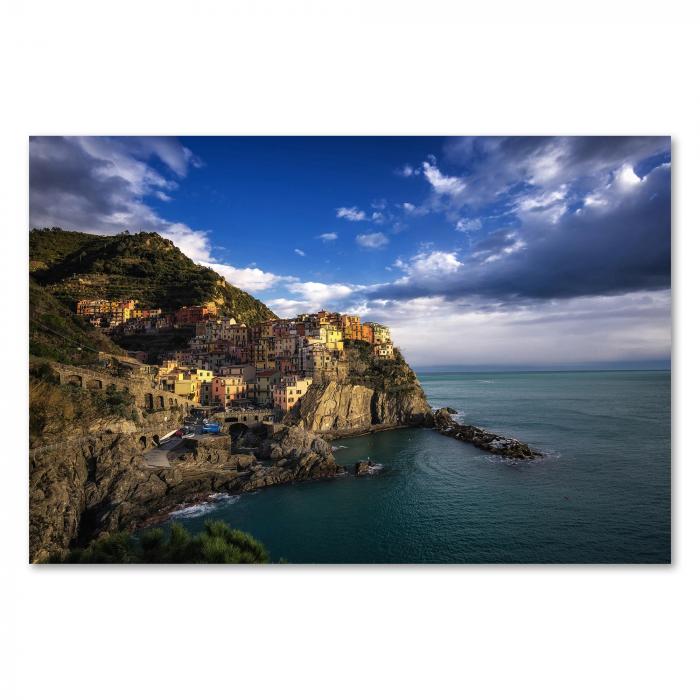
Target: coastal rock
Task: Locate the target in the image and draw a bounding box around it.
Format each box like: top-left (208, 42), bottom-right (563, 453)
top-left (354, 459), bottom-right (373, 476)
top-left (29, 423), bottom-right (345, 562)
top-left (183, 434), bottom-right (232, 465)
top-left (433, 408), bottom-right (541, 459)
top-left (290, 380), bottom-right (432, 437)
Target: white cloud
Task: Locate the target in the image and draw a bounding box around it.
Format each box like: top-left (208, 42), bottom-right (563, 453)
top-left (318, 232), bottom-right (338, 242)
top-left (356, 232), bottom-right (389, 249)
top-left (266, 297), bottom-right (318, 318)
top-left (422, 161), bottom-right (467, 196)
top-left (286, 281), bottom-right (360, 307)
top-left (208, 263), bottom-right (295, 293)
top-left (336, 206), bottom-right (367, 221)
top-left (583, 193), bottom-right (608, 208)
top-left (515, 185), bottom-right (568, 223)
top-left (355, 290), bottom-right (671, 367)
top-left (455, 217), bottom-right (482, 232)
top-left (616, 163), bottom-right (642, 188)
top-left (396, 250), bottom-right (463, 278)
top-left (481, 235), bottom-right (526, 264)
top-left (396, 164), bottom-right (418, 177)
top-left (371, 211), bottom-right (385, 223)
top-left (294, 248), bottom-right (306, 257)
top-left (164, 226), bottom-right (215, 263)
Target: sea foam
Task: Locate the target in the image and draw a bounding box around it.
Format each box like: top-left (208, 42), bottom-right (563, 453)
top-left (170, 493), bottom-right (240, 520)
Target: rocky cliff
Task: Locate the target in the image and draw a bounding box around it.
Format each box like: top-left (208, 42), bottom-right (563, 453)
top-left (287, 340), bottom-right (432, 437)
top-left (30, 422), bottom-right (343, 562)
top-left (291, 380), bottom-right (431, 437)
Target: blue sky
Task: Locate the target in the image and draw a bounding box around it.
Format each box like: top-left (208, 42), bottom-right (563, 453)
top-left (29, 136), bottom-right (671, 367)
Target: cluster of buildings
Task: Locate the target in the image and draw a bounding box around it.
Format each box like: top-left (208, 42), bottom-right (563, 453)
top-left (161, 310), bottom-right (393, 414)
top-left (77, 299), bottom-right (395, 415)
top-left (76, 299), bottom-right (163, 328)
top-left (76, 298), bottom-right (218, 334)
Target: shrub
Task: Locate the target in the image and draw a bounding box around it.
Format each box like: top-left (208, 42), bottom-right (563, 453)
top-left (54, 520), bottom-right (270, 564)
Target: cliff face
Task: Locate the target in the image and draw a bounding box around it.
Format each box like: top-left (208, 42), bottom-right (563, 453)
top-left (30, 422), bottom-right (343, 562)
top-left (289, 340), bottom-right (432, 437)
top-left (291, 379), bottom-right (432, 437)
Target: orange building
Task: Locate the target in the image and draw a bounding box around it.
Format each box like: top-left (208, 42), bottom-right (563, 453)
top-left (175, 303), bottom-right (217, 325)
top-left (341, 315), bottom-right (363, 341)
top-left (211, 375), bottom-right (247, 407)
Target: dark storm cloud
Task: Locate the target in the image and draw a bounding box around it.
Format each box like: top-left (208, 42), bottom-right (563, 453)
top-left (30, 137), bottom-right (136, 230)
top-left (29, 136), bottom-right (198, 233)
top-left (375, 160), bottom-right (671, 304)
top-left (445, 135), bottom-right (670, 187)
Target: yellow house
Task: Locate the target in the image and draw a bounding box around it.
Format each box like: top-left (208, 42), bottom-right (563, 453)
top-left (193, 368), bottom-right (213, 382)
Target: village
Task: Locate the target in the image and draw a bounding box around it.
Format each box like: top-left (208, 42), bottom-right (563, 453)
top-left (76, 299), bottom-right (395, 418)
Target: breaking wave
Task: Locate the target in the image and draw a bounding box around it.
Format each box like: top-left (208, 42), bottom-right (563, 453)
top-left (332, 445), bottom-right (348, 451)
top-left (170, 493), bottom-right (240, 520)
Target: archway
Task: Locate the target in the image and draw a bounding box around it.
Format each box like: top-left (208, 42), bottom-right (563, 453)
top-left (144, 393), bottom-right (154, 410)
top-left (157, 395), bottom-right (165, 409)
top-left (228, 422), bottom-right (249, 439)
top-left (86, 378), bottom-right (103, 390)
top-left (139, 436), bottom-right (148, 449)
top-left (66, 374), bottom-right (82, 387)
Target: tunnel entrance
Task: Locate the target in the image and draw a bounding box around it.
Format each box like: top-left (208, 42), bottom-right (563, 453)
top-left (228, 423), bottom-right (249, 438)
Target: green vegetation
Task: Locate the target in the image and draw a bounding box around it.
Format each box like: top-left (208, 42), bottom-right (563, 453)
top-left (345, 339), bottom-right (419, 391)
top-left (53, 521), bottom-right (270, 564)
top-left (29, 362), bottom-right (138, 447)
top-left (29, 280), bottom-right (125, 365)
top-left (30, 228), bottom-right (277, 324)
top-left (29, 228), bottom-right (96, 272)
top-left (113, 327), bottom-right (195, 364)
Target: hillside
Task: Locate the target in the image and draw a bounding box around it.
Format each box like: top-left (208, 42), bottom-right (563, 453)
top-left (29, 228), bottom-right (277, 325)
top-left (29, 280), bottom-right (126, 365)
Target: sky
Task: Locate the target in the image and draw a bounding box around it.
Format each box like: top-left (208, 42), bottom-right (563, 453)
top-left (29, 136), bottom-right (671, 368)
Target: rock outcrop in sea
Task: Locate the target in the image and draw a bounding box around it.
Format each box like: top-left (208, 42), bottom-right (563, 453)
top-left (432, 408), bottom-right (541, 459)
top-left (354, 459), bottom-right (374, 476)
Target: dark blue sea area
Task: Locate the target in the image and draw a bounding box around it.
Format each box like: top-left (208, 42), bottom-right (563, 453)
top-left (157, 371), bottom-right (671, 564)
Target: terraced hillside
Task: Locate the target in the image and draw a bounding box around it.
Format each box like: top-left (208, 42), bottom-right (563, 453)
top-left (30, 228), bottom-right (277, 324)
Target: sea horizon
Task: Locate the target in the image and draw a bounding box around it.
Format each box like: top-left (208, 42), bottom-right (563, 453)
top-left (414, 363), bottom-right (671, 374)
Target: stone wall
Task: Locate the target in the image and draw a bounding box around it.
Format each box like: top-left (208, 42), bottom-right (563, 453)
top-left (50, 361), bottom-right (193, 411)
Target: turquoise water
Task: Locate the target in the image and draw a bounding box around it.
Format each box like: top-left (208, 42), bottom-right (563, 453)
top-left (161, 371), bottom-right (671, 563)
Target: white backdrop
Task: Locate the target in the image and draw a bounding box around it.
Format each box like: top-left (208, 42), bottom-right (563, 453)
top-left (1, 2), bottom-right (697, 699)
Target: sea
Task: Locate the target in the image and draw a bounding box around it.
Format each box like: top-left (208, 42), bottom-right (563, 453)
top-left (157, 371), bottom-right (671, 564)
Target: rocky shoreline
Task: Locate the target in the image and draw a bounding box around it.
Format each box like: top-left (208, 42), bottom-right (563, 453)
top-left (30, 392), bottom-right (541, 561)
top-left (29, 422), bottom-right (345, 562)
top-left (432, 407), bottom-right (541, 459)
